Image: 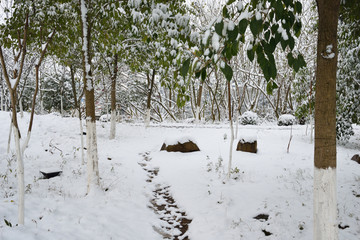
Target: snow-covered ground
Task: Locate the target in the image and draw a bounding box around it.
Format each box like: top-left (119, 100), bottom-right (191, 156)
top-left (0, 112), bottom-right (359, 239)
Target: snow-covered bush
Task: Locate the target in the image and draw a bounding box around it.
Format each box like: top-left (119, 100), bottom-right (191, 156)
top-left (99, 114), bottom-right (110, 122)
top-left (240, 111), bottom-right (259, 125)
top-left (278, 114), bottom-right (296, 126)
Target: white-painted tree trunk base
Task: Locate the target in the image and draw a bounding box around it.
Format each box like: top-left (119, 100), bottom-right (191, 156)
top-left (79, 116), bottom-right (85, 165)
top-left (109, 111), bottom-right (116, 140)
top-left (195, 106), bottom-right (200, 123)
top-left (19, 98), bottom-right (23, 118)
top-left (235, 111), bottom-right (239, 139)
top-left (227, 120), bottom-right (235, 179)
top-left (314, 167), bottom-right (338, 240)
top-left (86, 120), bottom-right (99, 193)
top-left (145, 108), bottom-right (150, 128)
top-left (21, 131), bottom-right (31, 155)
top-left (310, 115), bottom-right (314, 143)
top-left (13, 125), bottom-right (24, 225)
top-left (7, 119), bottom-right (12, 153)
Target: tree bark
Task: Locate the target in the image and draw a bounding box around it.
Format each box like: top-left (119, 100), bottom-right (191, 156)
top-left (110, 54), bottom-right (118, 139)
top-left (195, 81), bottom-right (203, 122)
top-left (70, 64), bottom-right (85, 165)
top-left (227, 81), bottom-right (234, 179)
top-left (80, 0), bottom-right (100, 193)
top-left (145, 69), bottom-right (155, 127)
top-left (314, 1), bottom-right (340, 239)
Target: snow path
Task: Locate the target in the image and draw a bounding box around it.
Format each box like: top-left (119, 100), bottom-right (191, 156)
top-left (139, 151), bottom-right (192, 240)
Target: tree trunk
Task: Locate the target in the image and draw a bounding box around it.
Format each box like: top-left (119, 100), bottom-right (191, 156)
top-left (70, 65), bottom-right (85, 165)
top-left (110, 54), bottom-right (118, 139)
top-left (314, 1), bottom-right (340, 239)
top-left (195, 81), bottom-right (203, 122)
top-left (227, 81), bottom-right (234, 179)
top-left (145, 69), bottom-right (155, 127)
top-left (19, 97), bottom-right (23, 118)
top-left (80, 0), bottom-right (100, 193)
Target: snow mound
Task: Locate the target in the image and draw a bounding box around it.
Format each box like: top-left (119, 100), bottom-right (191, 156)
top-left (164, 135), bottom-right (198, 146)
top-left (278, 114), bottom-right (296, 126)
top-left (240, 111), bottom-right (259, 125)
top-left (239, 134), bottom-right (257, 143)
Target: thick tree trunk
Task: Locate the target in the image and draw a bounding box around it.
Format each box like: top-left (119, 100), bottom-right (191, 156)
top-left (314, 1), bottom-right (340, 239)
top-left (80, 0), bottom-right (100, 192)
top-left (110, 54), bottom-right (118, 140)
top-left (145, 69), bottom-right (155, 127)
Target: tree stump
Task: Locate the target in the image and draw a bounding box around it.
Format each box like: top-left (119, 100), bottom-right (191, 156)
top-left (351, 154), bottom-right (360, 164)
top-left (161, 140), bottom-right (200, 153)
top-left (236, 139), bottom-right (257, 153)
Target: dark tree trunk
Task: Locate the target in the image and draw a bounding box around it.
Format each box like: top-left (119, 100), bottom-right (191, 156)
top-left (314, 0), bottom-right (340, 239)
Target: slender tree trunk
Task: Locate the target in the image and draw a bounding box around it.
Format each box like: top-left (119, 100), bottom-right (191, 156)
top-left (110, 54), bottom-right (118, 139)
top-left (195, 81), bottom-right (203, 123)
top-left (19, 97), bottom-right (23, 118)
top-left (227, 81), bottom-right (234, 179)
top-left (145, 69), bottom-right (155, 127)
top-left (80, 0), bottom-right (100, 193)
top-left (314, 1), bottom-right (340, 239)
top-left (70, 65), bottom-right (85, 165)
top-left (7, 117), bottom-right (12, 153)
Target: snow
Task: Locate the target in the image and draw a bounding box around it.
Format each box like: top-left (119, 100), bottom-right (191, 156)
top-left (255, 12), bottom-right (261, 21)
top-left (239, 134), bottom-right (257, 143)
top-left (202, 30), bottom-right (211, 45)
top-left (1, 112), bottom-right (360, 239)
top-left (212, 33), bottom-right (220, 51)
top-left (278, 26), bottom-right (289, 41)
top-left (323, 44), bottom-right (336, 59)
top-left (164, 135), bottom-right (198, 146)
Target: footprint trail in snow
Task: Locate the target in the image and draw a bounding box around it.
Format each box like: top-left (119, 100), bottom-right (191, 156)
top-left (139, 152), bottom-right (192, 240)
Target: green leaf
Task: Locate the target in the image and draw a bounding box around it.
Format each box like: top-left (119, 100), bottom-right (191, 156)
top-left (201, 67), bottom-right (207, 82)
top-left (271, 24), bottom-right (279, 35)
top-left (247, 48), bottom-right (255, 62)
top-left (287, 52), bottom-right (294, 67)
top-left (283, 0), bottom-right (291, 7)
top-left (293, 21), bottom-right (302, 37)
top-left (281, 39), bottom-right (287, 50)
top-left (266, 81), bottom-right (278, 95)
top-left (180, 58), bottom-right (191, 78)
top-left (231, 41), bottom-right (239, 56)
top-left (223, 6), bottom-right (229, 18)
top-left (228, 25), bottom-right (238, 42)
top-left (295, 1), bottom-right (302, 14)
top-left (298, 54), bottom-right (306, 68)
top-left (215, 20), bottom-right (224, 36)
top-left (220, 62), bottom-right (233, 81)
top-left (238, 19), bottom-right (248, 35)
top-left (273, 0), bottom-right (284, 20)
top-left (250, 19), bottom-right (262, 36)
top-left (288, 36), bottom-right (295, 50)
top-left (195, 70), bottom-right (201, 79)
top-left (264, 30), bottom-right (270, 41)
top-left (269, 60), bottom-right (277, 79)
top-left (227, 0), bottom-right (236, 5)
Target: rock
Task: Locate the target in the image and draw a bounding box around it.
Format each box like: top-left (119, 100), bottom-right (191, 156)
top-left (40, 170), bottom-right (62, 179)
top-left (161, 141), bottom-right (200, 153)
top-left (351, 154), bottom-right (360, 164)
top-left (236, 139), bottom-right (257, 153)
